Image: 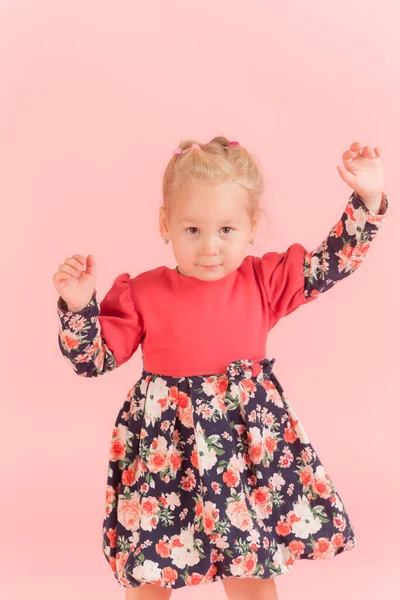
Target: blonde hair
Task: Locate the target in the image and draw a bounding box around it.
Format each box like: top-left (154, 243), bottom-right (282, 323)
top-left (162, 136), bottom-right (265, 223)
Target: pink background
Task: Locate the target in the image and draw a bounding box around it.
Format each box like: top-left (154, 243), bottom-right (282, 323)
top-left (1, 1), bottom-right (398, 598)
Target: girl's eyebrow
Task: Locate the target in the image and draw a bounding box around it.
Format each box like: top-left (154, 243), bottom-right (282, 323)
top-left (179, 219), bottom-right (241, 225)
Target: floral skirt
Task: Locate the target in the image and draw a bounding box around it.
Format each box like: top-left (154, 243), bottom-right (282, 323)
top-left (101, 358), bottom-right (356, 589)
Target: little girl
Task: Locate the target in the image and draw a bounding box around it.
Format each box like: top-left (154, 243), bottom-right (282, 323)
top-left (54, 137), bottom-right (388, 600)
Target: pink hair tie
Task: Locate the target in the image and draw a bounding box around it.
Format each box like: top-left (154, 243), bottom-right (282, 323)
top-left (228, 141), bottom-right (239, 146)
top-left (172, 143), bottom-right (201, 156)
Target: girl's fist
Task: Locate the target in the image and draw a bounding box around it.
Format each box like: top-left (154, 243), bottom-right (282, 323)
top-left (53, 254), bottom-right (97, 312)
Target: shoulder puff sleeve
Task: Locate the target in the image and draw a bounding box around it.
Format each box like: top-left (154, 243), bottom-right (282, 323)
top-left (57, 273), bottom-right (144, 377)
top-left (258, 243), bottom-right (317, 330)
top-left (258, 190), bottom-right (388, 331)
top-left (98, 273), bottom-right (144, 367)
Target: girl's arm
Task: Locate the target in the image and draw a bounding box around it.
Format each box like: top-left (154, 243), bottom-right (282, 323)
top-left (260, 190), bottom-right (388, 330)
top-left (259, 143), bottom-right (387, 328)
top-left (57, 273), bottom-right (143, 377)
top-left (303, 190), bottom-right (388, 298)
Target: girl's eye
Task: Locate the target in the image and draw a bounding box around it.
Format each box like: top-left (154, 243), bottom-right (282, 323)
top-left (186, 227), bottom-right (233, 235)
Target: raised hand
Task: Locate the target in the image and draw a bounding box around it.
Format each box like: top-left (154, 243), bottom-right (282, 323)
top-left (337, 141), bottom-right (384, 209)
top-left (53, 253), bottom-right (97, 312)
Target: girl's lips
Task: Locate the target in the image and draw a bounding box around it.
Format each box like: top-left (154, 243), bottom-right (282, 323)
top-left (200, 264), bottom-right (221, 270)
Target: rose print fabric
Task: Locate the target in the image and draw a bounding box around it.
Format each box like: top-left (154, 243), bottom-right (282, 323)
top-left (57, 191), bottom-right (388, 589)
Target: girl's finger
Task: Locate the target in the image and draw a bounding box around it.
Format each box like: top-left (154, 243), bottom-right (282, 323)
top-left (53, 271), bottom-right (70, 285)
top-left (361, 146), bottom-right (379, 157)
top-left (85, 254), bottom-right (96, 276)
top-left (71, 254), bottom-right (87, 265)
top-left (349, 141), bottom-right (363, 153)
top-left (343, 150), bottom-right (355, 162)
top-left (58, 264), bottom-right (82, 278)
top-left (65, 257), bottom-right (85, 271)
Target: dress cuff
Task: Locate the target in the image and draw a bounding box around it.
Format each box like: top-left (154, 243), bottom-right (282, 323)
top-left (352, 190), bottom-right (388, 219)
top-left (57, 291), bottom-right (99, 317)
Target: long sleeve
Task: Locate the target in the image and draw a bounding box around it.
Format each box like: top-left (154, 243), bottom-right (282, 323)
top-left (57, 273), bottom-right (144, 377)
top-left (303, 190), bottom-right (388, 296)
top-left (260, 190), bottom-right (388, 330)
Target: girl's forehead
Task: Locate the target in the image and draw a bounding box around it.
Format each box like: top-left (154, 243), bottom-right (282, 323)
top-left (174, 201), bottom-right (249, 225)
top-left (170, 180), bottom-right (250, 222)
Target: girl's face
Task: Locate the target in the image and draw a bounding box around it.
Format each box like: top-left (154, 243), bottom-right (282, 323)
top-left (160, 179), bottom-right (258, 281)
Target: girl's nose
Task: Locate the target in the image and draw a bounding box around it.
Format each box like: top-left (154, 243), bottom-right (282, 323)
top-left (201, 240), bottom-right (219, 255)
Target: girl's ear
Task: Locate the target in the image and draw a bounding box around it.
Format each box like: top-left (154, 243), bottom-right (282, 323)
top-left (159, 206), bottom-right (169, 238)
top-left (250, 217), bottom-right (258, 239)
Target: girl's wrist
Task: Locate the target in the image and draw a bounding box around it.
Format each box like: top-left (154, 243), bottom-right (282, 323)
top-left (64, 291), bottom-right (97, 313)
top-left (358, 191), bottom-right (384, 214)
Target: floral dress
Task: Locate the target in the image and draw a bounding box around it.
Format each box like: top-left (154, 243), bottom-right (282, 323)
top-left (57, 191), bottom-right (388, 590)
